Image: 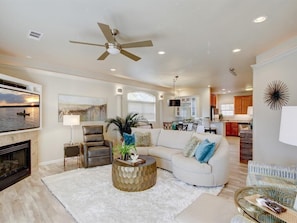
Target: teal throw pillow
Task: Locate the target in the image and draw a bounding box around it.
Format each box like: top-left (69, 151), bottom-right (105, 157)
top-left (194, 139), bottom-right (216, 163)
top-left (123, 133), bottom-right (135, 145)
top-left (202, 144), bottom-right (215, 163)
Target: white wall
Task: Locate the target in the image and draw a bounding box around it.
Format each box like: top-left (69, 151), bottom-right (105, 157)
top-left (252, 36), bottom-right (297, 165)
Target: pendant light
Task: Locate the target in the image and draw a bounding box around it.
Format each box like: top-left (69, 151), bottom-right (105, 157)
top-left (169, 75), bottom-right (180, 106)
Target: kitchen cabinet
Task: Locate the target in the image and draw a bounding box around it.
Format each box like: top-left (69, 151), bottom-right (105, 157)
top-left (234, 95), bottom-right (252, 114)
top-left (210, 94), bottom-right (216, 107)
top-left (176, 97), bottom-right (197, 118)
top-left (226, 122), bottom-right (238, 136)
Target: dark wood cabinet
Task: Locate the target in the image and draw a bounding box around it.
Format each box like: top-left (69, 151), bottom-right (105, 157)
top-left (240, 130), bottom-right (253, 164)
top-left (234, 95), bottom-right (252, 114)
top-left (226, 122), bottom-right (238, 136)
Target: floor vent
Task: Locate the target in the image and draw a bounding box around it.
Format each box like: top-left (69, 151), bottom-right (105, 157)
top-left (27, 30), bottom-right (43, 40)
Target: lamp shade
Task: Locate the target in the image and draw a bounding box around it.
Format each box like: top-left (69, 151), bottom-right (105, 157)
top-left (279, 106), bottom-right (297, 146)
top-left (63, 115), bottom-right (80, 126)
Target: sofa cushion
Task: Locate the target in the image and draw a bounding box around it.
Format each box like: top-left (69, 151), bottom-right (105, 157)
top-left (192, 132), bottom-right (222, 149)
top-left (148, 146), bottom-right (181, 161)
top-left (195, 139), bottom-right (216, 163)
top-left (157, 129), bottom-right (193, 150)
top-left (172, 154), bottom-right (211, 174)
top-left (134, 146), bottom-right (150, 155)
top-left (183, 136), bottom-right (200, 157)
top-left (134, 131), bottom-right (151, 147)
top-left (131, 128), bottom-right (161, 145)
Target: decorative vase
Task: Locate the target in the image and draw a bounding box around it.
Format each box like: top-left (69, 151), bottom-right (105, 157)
top-left (121, 153), bottom-right (129, 161)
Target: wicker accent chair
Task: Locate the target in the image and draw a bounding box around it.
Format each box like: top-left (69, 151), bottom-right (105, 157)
top-left (246, 161), bottom-right (297, 191)
top-left (81, 125), bottom-right (113, 168)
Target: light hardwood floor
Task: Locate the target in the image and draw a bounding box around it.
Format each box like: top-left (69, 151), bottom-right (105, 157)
top-left (0, 136), bottom-right (247, 223)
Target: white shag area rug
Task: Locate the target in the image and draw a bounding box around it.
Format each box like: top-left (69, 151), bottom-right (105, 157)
top-left (42, 165), bottom-right (223, 223)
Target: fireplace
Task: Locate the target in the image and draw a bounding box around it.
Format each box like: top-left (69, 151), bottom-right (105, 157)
top-left (0, 140), bottom-right (31, 191)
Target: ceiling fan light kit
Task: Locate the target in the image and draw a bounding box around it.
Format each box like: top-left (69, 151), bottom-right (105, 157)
top-left (106, 43), bottom-right (120, 55)
top-left (70, 22), bottom-right (153, 61)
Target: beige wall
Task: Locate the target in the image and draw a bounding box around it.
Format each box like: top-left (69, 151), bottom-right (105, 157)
top-left (252, 36), bottom-right (297, 165)
top-left (0, 66), bottom-right (211, 165)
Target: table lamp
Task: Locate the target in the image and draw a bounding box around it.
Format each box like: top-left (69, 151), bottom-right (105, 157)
top-left (279, 106), bottom-right (297, 147)
top-left (279, 106), bottom-right (297, 210)
top-left (63, 114), bottom-right (80, 145)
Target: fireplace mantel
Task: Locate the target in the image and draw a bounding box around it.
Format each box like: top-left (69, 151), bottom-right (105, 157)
top-left (0, 131), bottom-right (39, 171)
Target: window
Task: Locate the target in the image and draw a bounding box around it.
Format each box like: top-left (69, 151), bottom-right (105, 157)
top-left (127, 92), bottom-right (156, 121)
top-left (220, 103), bottom-right (234, 116)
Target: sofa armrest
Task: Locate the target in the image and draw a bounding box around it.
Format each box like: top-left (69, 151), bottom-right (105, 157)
top-left (208, 137), bottom-right (230, 185)
top-left (104, 139), bottom-right (113, 148)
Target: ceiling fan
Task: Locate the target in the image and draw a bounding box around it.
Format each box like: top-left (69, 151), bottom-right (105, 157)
top-left (69, 22), bottom-right (153, 61)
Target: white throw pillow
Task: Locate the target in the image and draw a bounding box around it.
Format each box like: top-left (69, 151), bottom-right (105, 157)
top-left (192, 132), bottom-right (222, 149)
top-left (183, 136), bottom-right (200, 157)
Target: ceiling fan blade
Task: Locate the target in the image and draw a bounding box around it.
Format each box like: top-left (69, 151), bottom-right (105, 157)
top-left (121, 40), bottom-right (153, 48)
top-left (98, 51), bottom-right (109, 60)
top-left (120, 49), bottom-right (141, 61)
top-left (98, 23), bottom-right (115, 43)
top-left (69, 40), bottom-right (105, 47)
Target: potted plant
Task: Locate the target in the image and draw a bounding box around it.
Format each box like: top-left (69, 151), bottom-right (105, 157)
top-left (105, 112), bottom-right (149, 138)
top-left (114, 143), bottom-right (137, 160)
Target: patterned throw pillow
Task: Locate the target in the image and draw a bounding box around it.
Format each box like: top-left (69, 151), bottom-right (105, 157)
top-left (123, 133), bottom-right (135, 145)
top-left (135, 131), bottom-right (152, 147)
top-left (183, 136), bottom-right (200, 157)
top-left (194, 139), bottom-right (216, 163)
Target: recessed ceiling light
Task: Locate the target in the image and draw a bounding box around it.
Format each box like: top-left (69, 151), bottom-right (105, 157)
top-left (232, 48), bottom-right (241, 53)
top-left (110, 68), bottom-right (116, 72)
top-left (222, 88), bottom-right (226, 91)
top-left (253, 16), bottom-right (267, 23)
top-left (158, 51), bottom-right (166, 55)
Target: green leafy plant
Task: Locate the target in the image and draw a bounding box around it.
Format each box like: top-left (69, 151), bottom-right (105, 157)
top-left (105, 112), bottom-right (149, 137)
top-left (114, 143), bottom-right (137, 160)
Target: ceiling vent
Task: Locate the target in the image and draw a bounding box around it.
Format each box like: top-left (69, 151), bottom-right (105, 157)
top-left (27, 30), bottom-right (43, 40)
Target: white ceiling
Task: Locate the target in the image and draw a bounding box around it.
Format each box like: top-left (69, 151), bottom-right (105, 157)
top-left (1, 0), bottom-right (297, 94)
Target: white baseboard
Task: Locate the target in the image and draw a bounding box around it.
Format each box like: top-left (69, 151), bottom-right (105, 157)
top-left (39, 158), bottom-right (63, 166)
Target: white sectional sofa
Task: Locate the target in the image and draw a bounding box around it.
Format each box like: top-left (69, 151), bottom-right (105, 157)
top-left (131, 128), bottom-right (230, 187)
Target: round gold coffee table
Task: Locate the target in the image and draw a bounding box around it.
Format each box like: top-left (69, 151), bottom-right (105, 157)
top-left (112, 155), bottom-right (157, 192)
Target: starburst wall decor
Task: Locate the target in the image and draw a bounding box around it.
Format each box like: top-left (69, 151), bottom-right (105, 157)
top-left (264, 80), bottom-right (289, 110)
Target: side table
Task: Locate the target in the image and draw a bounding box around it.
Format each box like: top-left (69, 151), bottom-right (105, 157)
top-left (64, 143), bottom-right (81, 170)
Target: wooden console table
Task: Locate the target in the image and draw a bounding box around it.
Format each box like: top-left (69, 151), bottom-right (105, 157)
top-left (240, 130), bottom-right (252, 164)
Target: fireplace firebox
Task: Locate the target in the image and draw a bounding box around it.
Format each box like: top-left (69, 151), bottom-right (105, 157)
top-left (0, 140), bottom-right (31, 191)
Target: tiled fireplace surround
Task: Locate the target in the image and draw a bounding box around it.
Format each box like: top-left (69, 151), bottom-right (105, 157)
top-left (0, 131), bottom-right (39, 172)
